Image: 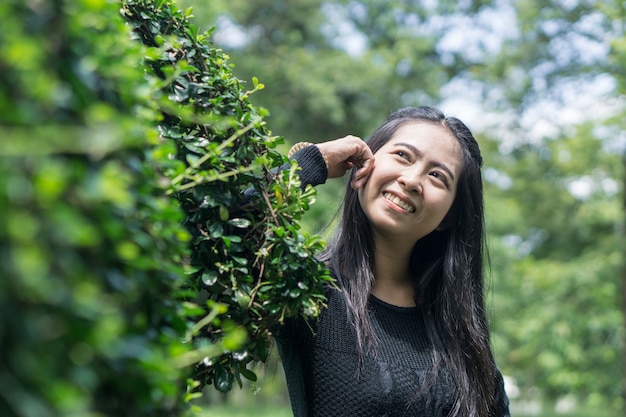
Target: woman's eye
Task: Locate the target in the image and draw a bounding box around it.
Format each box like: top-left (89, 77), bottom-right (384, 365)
top-left (431, 171), bottom-right (449, 185)
top-left (395, 151), bottom-right (410, 160)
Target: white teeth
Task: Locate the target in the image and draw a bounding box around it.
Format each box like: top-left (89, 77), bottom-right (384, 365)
top-left (383, 192), bottom-right (415, 213)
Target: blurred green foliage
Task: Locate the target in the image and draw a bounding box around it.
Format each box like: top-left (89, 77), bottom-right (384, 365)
top-left (484, 122), bottom-right (623, 410)
top-left (0, 0), bottom-right (194, 415)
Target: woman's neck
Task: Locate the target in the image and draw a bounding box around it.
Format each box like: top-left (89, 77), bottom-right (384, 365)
top-left (371, 234), bottom-right (416, 307)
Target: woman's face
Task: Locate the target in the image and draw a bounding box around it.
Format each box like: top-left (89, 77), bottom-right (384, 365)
top-left (358, 121), bottom-right (463, 246)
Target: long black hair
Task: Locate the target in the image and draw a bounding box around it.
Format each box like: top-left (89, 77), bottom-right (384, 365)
top-left (319, 106), bottom-right (498, 416)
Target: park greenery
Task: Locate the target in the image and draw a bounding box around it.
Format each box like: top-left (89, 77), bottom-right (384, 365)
top-left (1, 0), bottom-right (625, 416)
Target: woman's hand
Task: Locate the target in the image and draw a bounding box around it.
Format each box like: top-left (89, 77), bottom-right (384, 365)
top-left (316, 135), bottom-right (374, 190)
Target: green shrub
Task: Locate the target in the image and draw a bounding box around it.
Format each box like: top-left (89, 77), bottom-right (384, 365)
top-left (121, 0), bottom-right (332, 394)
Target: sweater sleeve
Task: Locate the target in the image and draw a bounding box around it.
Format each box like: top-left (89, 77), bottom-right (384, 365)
top-left (288, 144), bottom-right (328, 188)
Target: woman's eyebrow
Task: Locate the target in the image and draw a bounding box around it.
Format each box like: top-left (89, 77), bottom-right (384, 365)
top-left (392, 142), bottom-right (456, 182)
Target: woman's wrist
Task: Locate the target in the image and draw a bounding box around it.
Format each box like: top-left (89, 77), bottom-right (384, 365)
top-left (288, 141), bottom-right (313, 157)
top-left (288, 142), bottom-right (329, 170)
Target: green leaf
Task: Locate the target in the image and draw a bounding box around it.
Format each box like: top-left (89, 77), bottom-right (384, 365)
top-left (228, 218), bottom-right (251, 228)
top-left (202, 270), bottom-right (218, 286)
top-left (239, 367), bottom-right (257, 382)
top-left (214, 365), bottom-right (232, 393)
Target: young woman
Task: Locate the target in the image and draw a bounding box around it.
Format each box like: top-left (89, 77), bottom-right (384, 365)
top-left (276, 106), bottom-right (510, 416)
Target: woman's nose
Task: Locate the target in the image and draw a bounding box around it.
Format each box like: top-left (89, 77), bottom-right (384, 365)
top-left (398, 172), bottom-right (422, 194)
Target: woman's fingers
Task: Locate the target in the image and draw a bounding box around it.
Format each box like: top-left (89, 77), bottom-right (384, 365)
top-left (317, 135), bottom-right (374, 181)
top-left (350, 155), bottom-right (374, 190)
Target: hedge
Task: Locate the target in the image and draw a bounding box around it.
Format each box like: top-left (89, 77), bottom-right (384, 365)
top-left (120, 0), bottom-right (332, 394)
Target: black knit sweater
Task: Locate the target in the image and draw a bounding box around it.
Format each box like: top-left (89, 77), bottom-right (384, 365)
top-left (276, 145), bottom-right (510, 417)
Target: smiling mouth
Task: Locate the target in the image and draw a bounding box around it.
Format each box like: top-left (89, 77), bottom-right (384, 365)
top-left (383, 192), bottom-right (415, 213)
